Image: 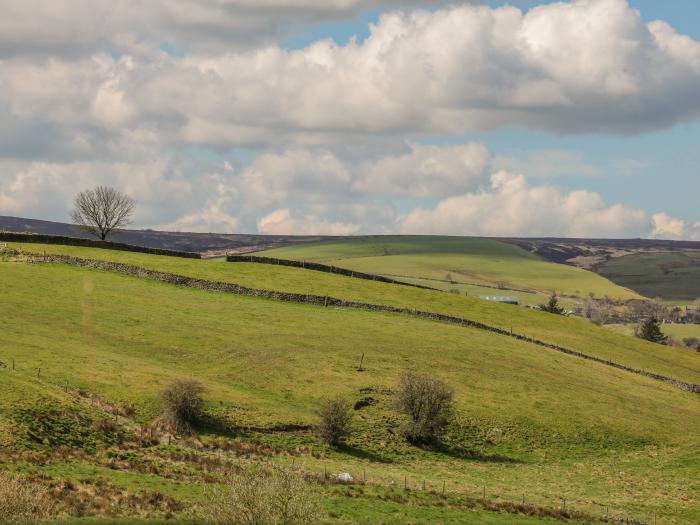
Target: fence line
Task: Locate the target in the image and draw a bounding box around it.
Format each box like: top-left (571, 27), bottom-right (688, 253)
top-left (0, 352), bottom-right (659, 525)
top-left (307, 466), bottom-right (649, 525)
top-left (0, 359), bottom-right (653, 524)
top-left (11, 249), bottom-right (700, 395)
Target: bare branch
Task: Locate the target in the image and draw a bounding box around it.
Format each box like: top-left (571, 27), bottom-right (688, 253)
top-left (71, 186), bottom-right (135, 240)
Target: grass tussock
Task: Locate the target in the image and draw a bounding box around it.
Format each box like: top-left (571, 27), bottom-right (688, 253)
top-left (200, 466), bottom-right (325, 525)
top-left (0, 471), bottom-right (52, 525)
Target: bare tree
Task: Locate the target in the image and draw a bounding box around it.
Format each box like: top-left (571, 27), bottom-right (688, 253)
top-left (316, 396), bottom-right (353, 446)
top-left (160, 378), bottom-right (206, 434)
top-left (394, 370), bottom-right (454, 445)
top-left (583, 296), bottom-right (613, 325)
top-left (71, 186), bottom-right (135, 240)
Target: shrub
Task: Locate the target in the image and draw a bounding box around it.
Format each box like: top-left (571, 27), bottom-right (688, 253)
top-left (160, 378), bottom-right (205, 434)
top-left (636, 318), bottom-right (667, 344)
top-left (316, 396), bottom-right (353, 446)
top-left (682, 337), bottom-right (700, 350)
top-left (0, 472), bottom-right (52, 525)
top-left (201, 466), bottom-right (323, 525)
top-left (394, 370), bottom-right (454, 445)
top-left (540, 295), bottom-right (565, 315)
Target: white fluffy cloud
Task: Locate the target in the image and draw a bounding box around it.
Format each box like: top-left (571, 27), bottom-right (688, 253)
top-left (0, 0), bottom-right (461, 57)
top-left (3, 146), bottom-right (693, 240)
top-left (3, 0), bottom-right (700, 155)
top-left (355, 142), bottom-right (491, 197)
top-left (257, 208), bottom-right (360, 236)
top-left (0, 0), bottom-right (697, 238)
top-left (650, 213), bottom-right (700, 241)
top-left (398, 171), bottom-right (652, 238)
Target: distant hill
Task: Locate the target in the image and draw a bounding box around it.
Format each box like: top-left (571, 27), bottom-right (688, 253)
top-left (257, 235), bottom-right (643, 302)
top-left (502, 238), bottom-right (700, 303)
top-left (0, 215), bottom-right (334, 256)
top-left (4, 215), bottom-right (699, 301)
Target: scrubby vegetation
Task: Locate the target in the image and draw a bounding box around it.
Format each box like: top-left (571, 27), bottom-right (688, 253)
top-left (682, 337), bottom-right (700, 350)
top-left (317, 397), bottom-right (353, 447)
top-left (159, 379), bottom-right (206, 434)
top-left (201, 466), bottom-right (324, 525)
top-left (0, 472), bottom-right (52, 525)
top-left (394, 370), bottom-right (454, 445)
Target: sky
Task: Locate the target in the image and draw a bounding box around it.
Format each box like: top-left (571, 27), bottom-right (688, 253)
top-left (0, 0), bottom-right (698, 239)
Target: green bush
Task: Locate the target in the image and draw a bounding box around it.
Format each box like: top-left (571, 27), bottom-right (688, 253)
top-left (636, 318), bottom-right (667, 344)
top-left (540, 295), bottom-right (565, 315)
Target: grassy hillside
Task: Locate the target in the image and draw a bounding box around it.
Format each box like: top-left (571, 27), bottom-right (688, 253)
top-left (2, 260), bottom-right (700, 523)
top-left (258, 236), bottom-right (642, 301)
top-left (596, 250), bottom-right (700, 303)
top-left (663, 323), bottom-right (700, 340)
top-left (9, 241), bottom-right (700, 387)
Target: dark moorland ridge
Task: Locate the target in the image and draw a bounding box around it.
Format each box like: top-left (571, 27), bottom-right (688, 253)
top-left (4, 215), bottom-right (700, 257)
top-left (0, 215), bottom-right (338, 256)
top-left (503, 237), bottom-right (700, 265)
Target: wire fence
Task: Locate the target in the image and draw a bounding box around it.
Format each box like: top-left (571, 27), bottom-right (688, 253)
top-left (0, 358), bottom-right (662, 525)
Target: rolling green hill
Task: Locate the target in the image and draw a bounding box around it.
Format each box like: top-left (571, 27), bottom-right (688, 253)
top-left (257, 236), bottom-right (643, 302)
top-left (9, 241), bottom-right (700, 386)
top-left (596, 250), bottom-right (700, 303)
top-left (2, 241), bottom-right (700, 523)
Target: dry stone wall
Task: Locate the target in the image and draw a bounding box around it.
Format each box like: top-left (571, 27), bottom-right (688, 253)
top-left (227, 255), bottom-right (436, 290)
top-left (20, 250), bottom-right (700, 395)
top-left (0, 232), bottom-right (201, 259)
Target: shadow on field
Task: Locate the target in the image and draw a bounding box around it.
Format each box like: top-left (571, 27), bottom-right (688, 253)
top-left (336, 443), bottom-right (394, 464)
top-left (433, 443), bottom-right (523, 464)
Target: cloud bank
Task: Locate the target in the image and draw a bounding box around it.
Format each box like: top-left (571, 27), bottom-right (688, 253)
top-left (0, 0), bottom-right (698, 239)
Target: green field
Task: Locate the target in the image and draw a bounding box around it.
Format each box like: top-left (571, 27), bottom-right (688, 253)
top-left (258, 236), bottom-right (642, 301)
top-left (596, 250), bottom-right (700, 303)
top-left (2, 243), bottom-right (700, 523)
top-left (662, 323), bottom-right (700, 341)
top-left (9, 241), bottom-right (700, 386)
